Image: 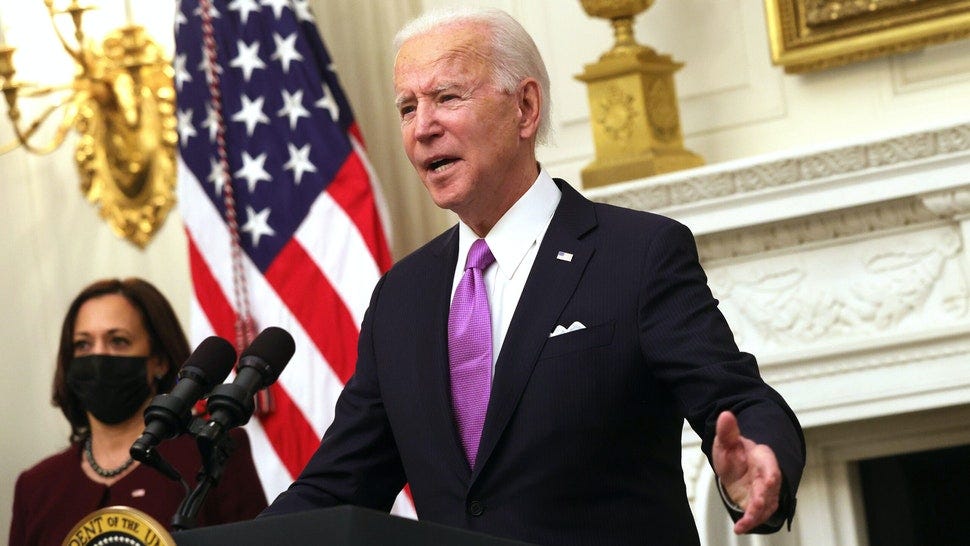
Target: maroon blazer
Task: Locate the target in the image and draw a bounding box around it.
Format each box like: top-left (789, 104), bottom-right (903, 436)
top-left (9, 429), bottom-right (267, 546)
top-left (263, 180), bottom-right (805, 545)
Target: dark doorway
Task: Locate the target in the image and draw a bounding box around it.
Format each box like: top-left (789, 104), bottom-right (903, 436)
top-left (858, 443), bottom-right (970, 546)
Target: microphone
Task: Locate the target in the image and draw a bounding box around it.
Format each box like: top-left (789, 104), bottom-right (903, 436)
top-left (199, 327), bottom-right (295, 441)
top-left (130, 336), bottom-right (237, 464)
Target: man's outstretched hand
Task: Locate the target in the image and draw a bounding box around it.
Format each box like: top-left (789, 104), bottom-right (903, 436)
top-left (712, 411), bottom-right (783, 534)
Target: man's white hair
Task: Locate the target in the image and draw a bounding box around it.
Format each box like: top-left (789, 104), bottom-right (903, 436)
top-left (394, 7), bottom-right (552, 145)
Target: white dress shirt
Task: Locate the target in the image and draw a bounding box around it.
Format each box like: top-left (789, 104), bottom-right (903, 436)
top-left (451, 170), bottom-right (562, 377)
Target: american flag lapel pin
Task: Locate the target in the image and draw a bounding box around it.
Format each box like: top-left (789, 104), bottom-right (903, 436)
top-left (556, 251), bottom-right (573, 262)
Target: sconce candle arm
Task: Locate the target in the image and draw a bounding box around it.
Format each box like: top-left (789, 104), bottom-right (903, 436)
top-left (18, 84), bottom-right (74, 98)
top-left (2, 94), bottom-right (77, 154)
top-left (45, 1), bottom-right (90, 71)
top-left (0, 138), bottom-right (20, 154)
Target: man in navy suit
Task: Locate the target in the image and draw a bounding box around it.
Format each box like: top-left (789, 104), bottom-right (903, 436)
top-left (262, 7), bottom-right (805, 545)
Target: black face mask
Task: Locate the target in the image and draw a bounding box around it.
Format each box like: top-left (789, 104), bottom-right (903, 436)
top-left (66, 354), bottom-right (152, 425)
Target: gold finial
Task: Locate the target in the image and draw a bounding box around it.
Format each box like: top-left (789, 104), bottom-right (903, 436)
top-left (575, 0), bottom-right (703, 188)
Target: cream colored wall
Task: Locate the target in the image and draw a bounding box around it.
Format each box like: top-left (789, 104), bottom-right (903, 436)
top-left (2, 0), bottom-right (970, 542)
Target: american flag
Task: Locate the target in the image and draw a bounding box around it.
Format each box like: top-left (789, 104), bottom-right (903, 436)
top-left (174, 0), bottom-right (414, 516)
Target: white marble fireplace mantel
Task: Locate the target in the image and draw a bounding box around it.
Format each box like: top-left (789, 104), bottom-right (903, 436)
top-left (583, 120), bottom-right (970, 546)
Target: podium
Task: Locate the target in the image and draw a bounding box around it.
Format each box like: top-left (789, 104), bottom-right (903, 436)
top-left (172, 505), bottom-right (533, 545)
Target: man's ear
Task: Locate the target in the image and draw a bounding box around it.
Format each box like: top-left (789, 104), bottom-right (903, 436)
top-left (517, 78), bottom-right (542, 139)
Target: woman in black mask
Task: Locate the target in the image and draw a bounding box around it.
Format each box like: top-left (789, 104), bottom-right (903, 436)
top-left (9, 278), bottom-right (267, 546)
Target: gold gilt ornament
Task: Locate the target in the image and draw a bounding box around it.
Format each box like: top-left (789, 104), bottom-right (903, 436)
top-left (765, 0), bottom-right (970, 73)
top-left (0, 1), bottom-right (177, 248)
top-left (576, 0), bottom-right (703, 188)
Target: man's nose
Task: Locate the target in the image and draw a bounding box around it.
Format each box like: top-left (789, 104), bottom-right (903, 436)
top-left (412, 103), bottom-right (441, 141)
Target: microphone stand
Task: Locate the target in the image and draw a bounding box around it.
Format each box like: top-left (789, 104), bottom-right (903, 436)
top-left (133, 445), bottom-right (190, 493)
top-left (171, 417), bottom-right (237, 531)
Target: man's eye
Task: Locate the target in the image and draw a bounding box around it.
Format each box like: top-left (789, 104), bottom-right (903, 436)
top-left (440, 94), bottom-right (458, 102)
top-left (399, 105), bottom-right (415, 118)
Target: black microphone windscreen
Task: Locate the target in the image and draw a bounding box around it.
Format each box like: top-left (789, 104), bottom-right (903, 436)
top-left (241, 327), bottom-right (295, 381)
top-left (180, 336), bottom-right (237, 390)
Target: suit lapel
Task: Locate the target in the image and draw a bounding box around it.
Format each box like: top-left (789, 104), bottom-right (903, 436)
top-left (414, 226), bottom-right (472, 475)
top-left (472, 180), bottom-right (598, 480)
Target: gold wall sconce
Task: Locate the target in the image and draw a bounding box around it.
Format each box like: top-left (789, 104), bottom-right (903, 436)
top-left (0, 0), bottom-right (176, 248)
top-left (576, 0), bottom-right (703, 189)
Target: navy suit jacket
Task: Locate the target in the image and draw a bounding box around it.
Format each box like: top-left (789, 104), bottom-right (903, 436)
top-left (263, 179), bottom-right (805, 545)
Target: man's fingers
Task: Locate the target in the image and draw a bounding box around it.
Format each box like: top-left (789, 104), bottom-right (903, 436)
top-left (732, 461), bottom-right (781, 534)
top-left (715, 413), bottom-right (787, 534)
top-left (733, 497), bottom-right (780, 534)
top-left (713, 411), bottom-right (745, 480)
top-left (715, 411), bottom-right (741, 447)
top-left (734, 512), bottom-right (759, 534)
top-left (732, 482), bottom-right (778, 533)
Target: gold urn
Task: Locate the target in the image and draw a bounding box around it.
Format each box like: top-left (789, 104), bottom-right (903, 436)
top-left (580, 0), bottom-right (655, 57)
top-left (576, 0), bottom-right (703, 188)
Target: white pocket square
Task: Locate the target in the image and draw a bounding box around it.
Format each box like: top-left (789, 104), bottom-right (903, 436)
top-left (549, 321), bottom-right (586, 337)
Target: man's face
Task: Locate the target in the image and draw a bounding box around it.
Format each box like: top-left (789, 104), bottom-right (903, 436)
top-left (393, 24), bottom-right (527, 228)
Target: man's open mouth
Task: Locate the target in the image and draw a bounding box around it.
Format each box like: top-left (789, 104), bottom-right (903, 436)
top-left (427, 157), bottom-right (458, 172)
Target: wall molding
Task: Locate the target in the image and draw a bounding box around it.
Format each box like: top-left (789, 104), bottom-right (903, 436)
top-left (585, 121), bottom-right (970, 213)
top-left (695, 196), bottom-right (947, 262)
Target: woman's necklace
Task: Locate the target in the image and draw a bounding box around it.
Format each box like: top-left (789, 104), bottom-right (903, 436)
top-left (84, 436), bottom-right (135, 478)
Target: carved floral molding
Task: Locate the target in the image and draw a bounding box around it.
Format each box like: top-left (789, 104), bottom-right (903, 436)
top-left (585, 122), bottom-right (970, 212)
top-left (585, 121), bottom-right (970, 262)
top-left (708, 227), bottom-right (970, 352)
top-left (695, 197), bottom-right (947, 262)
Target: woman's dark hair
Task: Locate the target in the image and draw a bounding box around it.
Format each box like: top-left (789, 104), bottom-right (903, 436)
top-left (51, 278), bottom-right (190, 443)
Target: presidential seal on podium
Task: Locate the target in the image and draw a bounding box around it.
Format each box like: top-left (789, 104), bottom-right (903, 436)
top-left (62, 506), bottom-right (175, 546)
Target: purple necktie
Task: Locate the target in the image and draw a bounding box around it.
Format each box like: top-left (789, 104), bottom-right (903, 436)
top-left (449, 238), bottom-right (495, 468)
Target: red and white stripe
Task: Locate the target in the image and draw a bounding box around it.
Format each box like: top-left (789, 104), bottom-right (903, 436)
top-left (178, 148), bottom-right (415, 517)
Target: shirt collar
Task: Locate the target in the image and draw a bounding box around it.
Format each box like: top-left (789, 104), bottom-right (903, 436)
top-left (457, 170), bottom-right (561, 279)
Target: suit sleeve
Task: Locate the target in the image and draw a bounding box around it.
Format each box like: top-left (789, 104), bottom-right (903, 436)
top-left (260, 275), bottom-right (406, 517)
top-left (637, 219), bottom-right (805, 532)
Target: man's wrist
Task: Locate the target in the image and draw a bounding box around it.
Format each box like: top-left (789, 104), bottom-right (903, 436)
top-left (715, 475), bottom-right (794, 532)
top-left (715, 477), bottom-right (744, 514)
